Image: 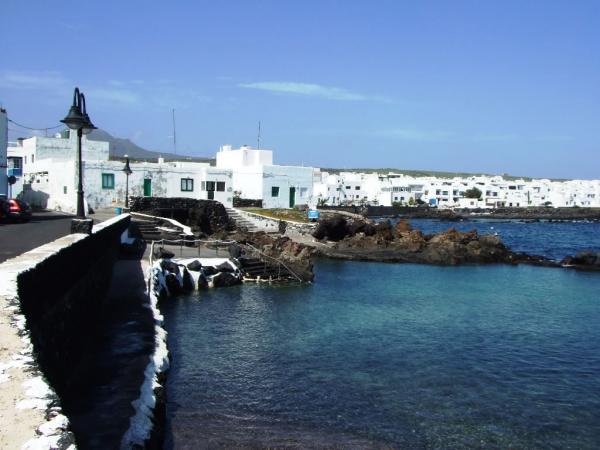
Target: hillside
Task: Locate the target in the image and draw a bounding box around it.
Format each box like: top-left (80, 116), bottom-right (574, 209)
top-left (86, 129), bottom-right (214, 163)
top-left (322, 167), bottom-right (539, 181)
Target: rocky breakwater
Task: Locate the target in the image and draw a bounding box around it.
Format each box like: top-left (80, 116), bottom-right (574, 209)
top-left (231, 231), bottom-right (316, 282)
top-left (560, 251), bottom-right (600, 271)
top-left (312, 214), bottom-right (554, 266)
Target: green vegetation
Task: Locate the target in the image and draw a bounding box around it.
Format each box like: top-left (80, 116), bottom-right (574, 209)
top-left (242, 208), bottom-right (309, 223)
top-left (464, 187), bottom-right (483, 199)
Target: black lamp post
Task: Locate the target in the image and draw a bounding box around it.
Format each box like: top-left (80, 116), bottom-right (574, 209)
top-left (61, 87), bottom-right (96, 219)
top-left (122, 154), bottom-right (132, 208)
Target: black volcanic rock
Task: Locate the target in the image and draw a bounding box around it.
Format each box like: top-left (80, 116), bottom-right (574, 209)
top-left (186, 260), bottom-right (203, 271)
top-left (212, 272), bottom-right (241, 288)
top-left (561, 251), bottom-right (600, 271)
top-left (313, 215), bottom-right (348, 241)
top-left (129, 197), bottom-right (233, 236)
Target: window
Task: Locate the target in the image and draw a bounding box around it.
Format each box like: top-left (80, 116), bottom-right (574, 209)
top-left (181, 178), bottom-right (194, 192)
top-left (201, 181), bottom-right (206, 191)
top-left (102, 173), bottom-right (115, 189)
top-left (24, 156), bottom-right (27, 164)
top-left (272, 186), bottom-right (280, 197)
top-left (299, 187), bottom-right (308, 197)
top-left (31, 155), bottom-right (35, 163)
top-left (206, 181), bottom-right (216, 191)
top-left (63, 186), bottom-right (67, 194)
top-left (216, 181), bottom-right (225, 192)
top-left (355, 186), bottom-right (360, 190)
top-left (345, 186), bottom-right (351, 190)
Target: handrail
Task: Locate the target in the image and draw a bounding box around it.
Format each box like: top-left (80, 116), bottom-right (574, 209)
top-left (238, 242), bottom-right (305, 283)
top-left (147, 238), bottom-right (306, 283)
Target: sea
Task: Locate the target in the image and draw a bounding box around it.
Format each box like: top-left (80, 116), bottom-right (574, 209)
top-left (162, 220), bottom-right (600, 449)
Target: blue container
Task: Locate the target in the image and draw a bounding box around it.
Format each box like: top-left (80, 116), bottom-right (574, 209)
top-left (308, 209), bottom-right (320, 221)
top-left (115, 207), bottom-right (123, 215)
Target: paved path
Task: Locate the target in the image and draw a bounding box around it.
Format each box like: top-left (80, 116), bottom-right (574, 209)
top-left (0, 211), bottom-right (74, 263)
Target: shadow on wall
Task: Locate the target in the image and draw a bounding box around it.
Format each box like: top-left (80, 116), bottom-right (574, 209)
top-left (20, 187), bottom-right (50, 209)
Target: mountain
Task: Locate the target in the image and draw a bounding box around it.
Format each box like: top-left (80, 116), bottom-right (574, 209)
top-left (86, 129), bottom-right (213, 163)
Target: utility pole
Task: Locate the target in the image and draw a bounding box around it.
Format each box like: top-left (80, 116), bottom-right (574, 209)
top-left (257, 121), bottom-right (261, 149)
top-left (172, 108), bottom-right (177, 154)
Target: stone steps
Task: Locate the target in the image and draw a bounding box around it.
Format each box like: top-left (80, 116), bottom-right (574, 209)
top-left (238, 256), bottom-right (294, 280)
top-left (226, 208), bottom-right (258, 232)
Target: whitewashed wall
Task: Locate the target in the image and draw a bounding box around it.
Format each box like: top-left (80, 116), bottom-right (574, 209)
top-left (262, 165), bottom-right (314, 209)
top-left (21, 160), bottom-right (233, 213)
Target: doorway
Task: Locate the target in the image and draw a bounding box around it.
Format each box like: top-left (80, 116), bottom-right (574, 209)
top-left (289, 187), bottom-right (296, 208)
top-left (143, 179), bottom-right (152, 197)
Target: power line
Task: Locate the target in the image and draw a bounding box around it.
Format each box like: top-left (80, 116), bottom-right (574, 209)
top-left (8, 118), bottom-right (63, 131)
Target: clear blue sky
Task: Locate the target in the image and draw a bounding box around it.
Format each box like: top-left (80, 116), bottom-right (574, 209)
top-left (1, 0), bottom-right (599, 179)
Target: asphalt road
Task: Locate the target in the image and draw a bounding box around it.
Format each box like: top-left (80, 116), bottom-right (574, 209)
top-left (0, 211), bottom-right (75, 263)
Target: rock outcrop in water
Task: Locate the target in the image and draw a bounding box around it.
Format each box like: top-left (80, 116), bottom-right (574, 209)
top-left (312, 215), bottom-right (557, 267)
top-left (560, 251), bottom-right (600, 271)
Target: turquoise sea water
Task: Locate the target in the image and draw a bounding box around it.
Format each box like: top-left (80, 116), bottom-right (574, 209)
top-left (163, 260), bottom-right (600, 449)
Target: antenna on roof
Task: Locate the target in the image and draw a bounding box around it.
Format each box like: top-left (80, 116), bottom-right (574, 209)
top-left (172, 108), bottom-right (177, 155)
top-left (257, 120), bottom-right (261, 149)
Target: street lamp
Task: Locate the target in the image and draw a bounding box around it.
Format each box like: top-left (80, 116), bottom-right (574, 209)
top-left (122, 154), bottom-right (132, 208)
top-left (61, 87), bottom-right (96, 219)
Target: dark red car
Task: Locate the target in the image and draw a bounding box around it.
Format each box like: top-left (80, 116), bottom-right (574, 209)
top-left (6, 199), bottom-right (32, 222)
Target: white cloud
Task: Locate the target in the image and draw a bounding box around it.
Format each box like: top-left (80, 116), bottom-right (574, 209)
top-left (0, 70), bottom-right (211, 109)
top-left (86, 87), bottom-right (140, 105)
top-left (239, 81), bottom-right (389, 102)
top-left (0, 70), bottom-right (68, 90)
top-left (470, 133), bottom-right (519, 142)
top-left (374, 128), bottom-right (455, 142)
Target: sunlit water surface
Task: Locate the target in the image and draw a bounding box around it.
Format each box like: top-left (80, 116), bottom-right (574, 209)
top-left (163, 259), bottom-right (600, 449)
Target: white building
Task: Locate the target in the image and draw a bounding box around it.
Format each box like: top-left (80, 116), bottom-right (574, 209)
top-left (313, 171), bottom-right (600, 209)
top-left (14, 132), bottom-right (233, 212)
top-left (216, 145), bottom-right (315, 208)
top-left (0, 108), bottom-right (8, 197)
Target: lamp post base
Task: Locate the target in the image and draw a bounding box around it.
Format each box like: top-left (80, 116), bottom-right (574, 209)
top-left (70, 218), bottom-right (94, 234)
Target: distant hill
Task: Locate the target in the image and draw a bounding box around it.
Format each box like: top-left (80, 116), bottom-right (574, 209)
top-left (87, 129), bottom-right (214, 164)
top-left (322, 167), bottom-right (537, 181)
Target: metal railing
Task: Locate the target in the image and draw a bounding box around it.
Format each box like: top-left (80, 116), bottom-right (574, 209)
top-left (148, 238), bottom-right (306, 283)
top-left (237, 242), bottom-right (305, 283)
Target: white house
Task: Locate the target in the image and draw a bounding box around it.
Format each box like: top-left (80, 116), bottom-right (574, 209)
top-left (14, 132), bottom-right (233, 212)
top-left (216, 144), bottom-right (315, 208)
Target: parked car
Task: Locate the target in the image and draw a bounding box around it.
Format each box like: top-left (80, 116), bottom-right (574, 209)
top-left (6, 199), bottom-right (32, 222)
top-left (0, 197), bottom-right (9, 222)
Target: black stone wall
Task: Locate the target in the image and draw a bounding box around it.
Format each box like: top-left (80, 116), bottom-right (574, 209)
top-left (16, 216), bottom-right (130, 400)
top-left (233, 198), bottom-right (263, 208)
top-left (129, 196), bottom-right (233, 235)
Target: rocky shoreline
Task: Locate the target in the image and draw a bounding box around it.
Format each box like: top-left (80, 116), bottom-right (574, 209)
top-left (398, 206), bottom-right (600, 221)
top-left (309, 215), bottom-right (557, 267)
top-left (131, 199), bottom-right (600, 280)
top-left (226, 213), bottom-right (599, 275)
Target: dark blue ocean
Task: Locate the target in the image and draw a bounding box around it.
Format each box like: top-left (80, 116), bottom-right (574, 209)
top-left (162, 221), bottom-right (600, 449)
top-left (398, 218), bottom-right (600, 261)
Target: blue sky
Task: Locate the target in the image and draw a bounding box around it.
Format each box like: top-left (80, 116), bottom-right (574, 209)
top-left (1, 0), bottom-right (599, 179)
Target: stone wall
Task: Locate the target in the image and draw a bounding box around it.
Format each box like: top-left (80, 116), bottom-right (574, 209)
top-left (129, 196), bottom-right (233, 235)
top-left (233, 198), bottom-right (263, 208)
top-left (16, 215), bottom-right (130, 399)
